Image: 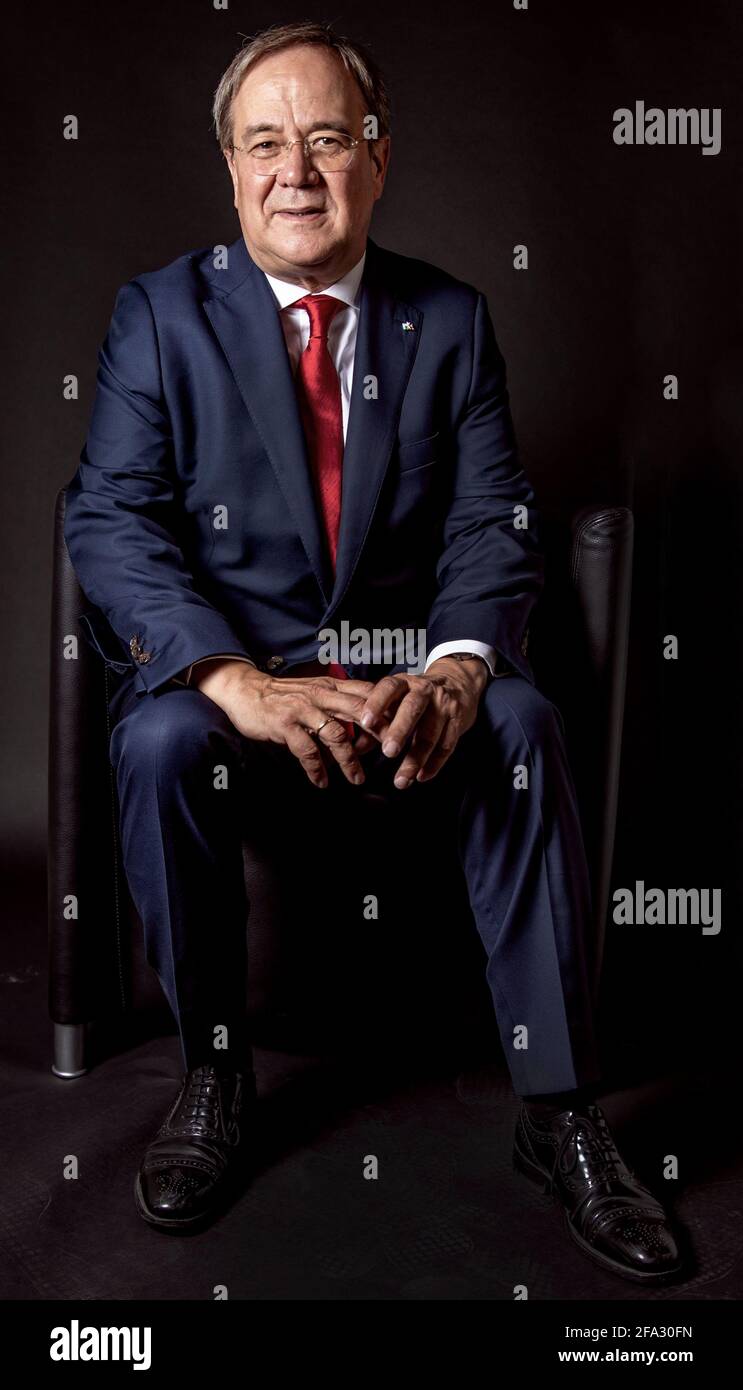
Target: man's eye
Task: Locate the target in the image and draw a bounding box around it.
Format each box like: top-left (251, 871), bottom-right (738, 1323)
top-left (251, 140), bottom-right (280, 154)
top-left (312, 136), bottom-right (342, 151)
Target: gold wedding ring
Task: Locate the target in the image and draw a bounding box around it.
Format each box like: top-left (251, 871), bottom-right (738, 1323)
top-left (313, 716), bottom-right (335, 737)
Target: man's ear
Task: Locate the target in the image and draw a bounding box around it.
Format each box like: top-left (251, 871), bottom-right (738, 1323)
top-left (223, 148), bottom-right (239, 203)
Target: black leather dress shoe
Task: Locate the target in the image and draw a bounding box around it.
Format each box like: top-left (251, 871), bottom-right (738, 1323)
top-left (135, 1063), bottom-right (257, 1232)
top-left (513, 1101), bottom-right (684, 1283)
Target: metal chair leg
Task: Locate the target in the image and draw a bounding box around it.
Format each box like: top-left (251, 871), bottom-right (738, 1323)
top-left (52, 1022), bottom-right (88, 1078)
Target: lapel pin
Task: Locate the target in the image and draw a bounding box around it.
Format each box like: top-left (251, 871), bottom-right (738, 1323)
top-left (401, 321), bottom-right (415, 332)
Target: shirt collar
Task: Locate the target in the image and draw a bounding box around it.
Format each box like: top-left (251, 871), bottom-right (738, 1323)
top-left (263, 249), bottom-right (366, 311)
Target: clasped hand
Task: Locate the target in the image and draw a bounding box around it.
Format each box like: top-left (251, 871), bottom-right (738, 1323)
top-left (193, 657), bottom-right (488, 790)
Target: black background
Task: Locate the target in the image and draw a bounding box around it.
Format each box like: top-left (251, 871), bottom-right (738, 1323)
top-left (2, 0), bottom-right (742, 1235)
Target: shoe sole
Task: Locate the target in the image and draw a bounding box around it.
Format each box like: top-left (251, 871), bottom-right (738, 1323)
top-left (512, 1144), bottom-right (685, 1286)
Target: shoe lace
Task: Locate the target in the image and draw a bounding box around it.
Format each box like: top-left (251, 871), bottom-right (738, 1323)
top-left (179, 1066), bottom-right (223, 1135)
top-left (547, 1105), bottom-right (622, 1196)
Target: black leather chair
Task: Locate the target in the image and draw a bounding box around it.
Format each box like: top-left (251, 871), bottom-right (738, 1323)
top-left (48, 487), bottom-right (633, 1079)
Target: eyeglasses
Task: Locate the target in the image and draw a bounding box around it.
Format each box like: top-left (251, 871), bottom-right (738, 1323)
top-left (230, 131), bottom-right (364, 176)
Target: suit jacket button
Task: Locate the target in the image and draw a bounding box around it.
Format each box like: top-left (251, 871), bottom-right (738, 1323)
top-left (266, 655), bottom-right (285, 671)
top-left (129, 633), bottom-right (152, 664)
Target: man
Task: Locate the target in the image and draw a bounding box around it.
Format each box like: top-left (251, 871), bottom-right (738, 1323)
top-left (64, 20), bottom-right (683, 1283)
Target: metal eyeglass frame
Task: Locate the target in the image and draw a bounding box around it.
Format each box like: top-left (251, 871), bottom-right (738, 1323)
top-left (230, 133), bottom-right (366, 175)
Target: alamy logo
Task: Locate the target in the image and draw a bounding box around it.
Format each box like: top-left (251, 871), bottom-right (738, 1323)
top-left (612, 882), bottom-right (721, 934)
top-left (318, 622), bottom-right (427, 674)
top-left (613, 101), bottom-right (721, 155)
top-left (50, 1320), bottom-right (151, 1371)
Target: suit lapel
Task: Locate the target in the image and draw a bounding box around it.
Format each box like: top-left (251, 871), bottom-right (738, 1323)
top-left (324, 239), bottom-right (423, 622)
top-left (201, 234), bottom-right (423, 620)
top-left (202, 235), bottom-right (334, 602)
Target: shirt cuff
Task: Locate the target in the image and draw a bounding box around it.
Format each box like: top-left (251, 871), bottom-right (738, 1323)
top-left (424, 641), bottom-right (498, 677)
top-left (171, 654), bottom-right (257, 687)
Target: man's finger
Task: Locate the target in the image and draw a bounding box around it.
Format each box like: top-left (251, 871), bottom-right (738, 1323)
top-left (310, 685), bottom-right (384, 717)
top-left (327, 677), bottom-right (378, 695)
top-left (376, 681), bottom-right (435, 757)
top-left (403, 719), bottom-right (461, 785)
top-left (307, 684), bottom-right (381, 742)
top-left (284, 724), bottom-right (331, 788)
top-left (358, 674), bottom-right (411, 730)
top-left (351, 728), bottom-right (378, 755)
top-left (393, 709), bottom-right (449, 786)
top-left (311, 714), bottom-right (366, 784)
top-left (279, 676), bottom-right (379, 707)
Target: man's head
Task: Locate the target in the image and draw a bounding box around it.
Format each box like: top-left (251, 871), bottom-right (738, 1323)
top-left (213, 22), bottom-right (391, 289)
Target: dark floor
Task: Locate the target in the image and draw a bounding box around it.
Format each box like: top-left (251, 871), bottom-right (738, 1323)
top-left (2, 847), bottom-right (742, 1302)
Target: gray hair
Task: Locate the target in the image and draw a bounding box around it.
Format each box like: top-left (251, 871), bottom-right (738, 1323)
top-left (212, 20), bottom-right (391, 152)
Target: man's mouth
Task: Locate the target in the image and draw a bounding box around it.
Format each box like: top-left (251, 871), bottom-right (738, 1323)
top-left (275, 208), bottom-right (325, 219)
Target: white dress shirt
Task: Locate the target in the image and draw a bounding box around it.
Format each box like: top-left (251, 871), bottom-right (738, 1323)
top-left (179, 251), bottom-right (497, 684)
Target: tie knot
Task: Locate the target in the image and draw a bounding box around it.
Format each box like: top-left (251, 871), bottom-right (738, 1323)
top-left (294, 293), bottom-right (343, 341)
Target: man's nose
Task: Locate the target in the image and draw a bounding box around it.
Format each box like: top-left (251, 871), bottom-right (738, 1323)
top-left (277, 141), bottom-right (320, 186)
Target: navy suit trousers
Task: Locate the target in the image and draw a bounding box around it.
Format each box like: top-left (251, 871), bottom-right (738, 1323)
top-left (108, 673), bottom-right (602, 1096)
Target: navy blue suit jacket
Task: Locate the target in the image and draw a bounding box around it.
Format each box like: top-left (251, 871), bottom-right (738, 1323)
top-left (64, 233), bottom-right (544, 695)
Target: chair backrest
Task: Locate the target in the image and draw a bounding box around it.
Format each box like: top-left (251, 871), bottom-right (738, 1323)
top-left (48, 487), bottom-right (632, 1033)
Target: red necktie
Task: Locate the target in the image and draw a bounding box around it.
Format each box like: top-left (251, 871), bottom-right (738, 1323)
top-left (293, 294), bottom-right (354, 732)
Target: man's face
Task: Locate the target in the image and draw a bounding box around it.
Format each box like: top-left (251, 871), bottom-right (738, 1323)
top-left (224, 44), bottom-right (390, 288)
